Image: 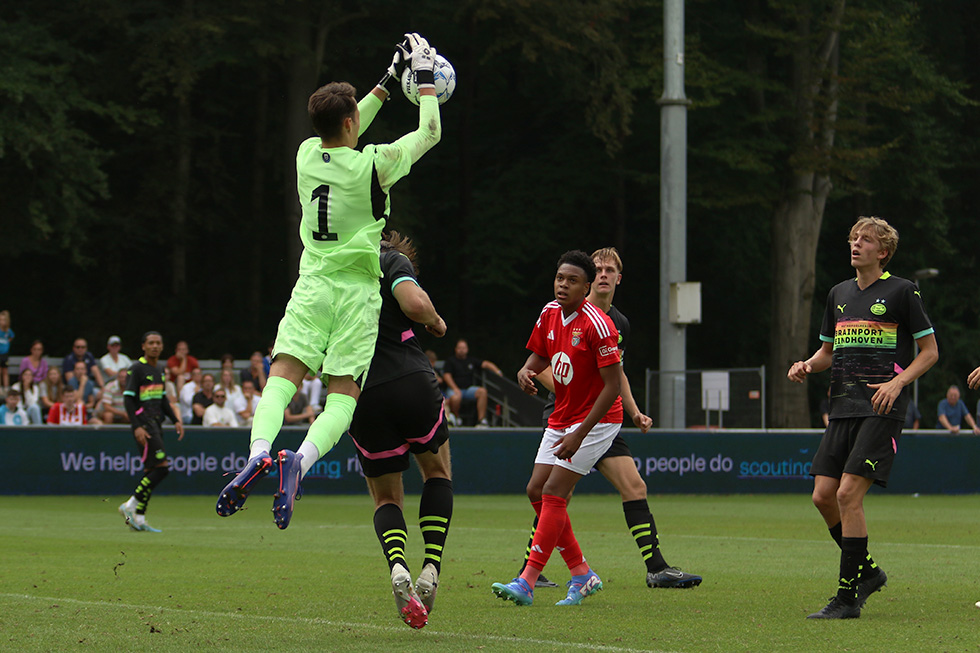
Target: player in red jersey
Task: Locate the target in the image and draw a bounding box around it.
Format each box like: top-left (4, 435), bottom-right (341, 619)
top-left (492, 250), bottom-right (622, 607)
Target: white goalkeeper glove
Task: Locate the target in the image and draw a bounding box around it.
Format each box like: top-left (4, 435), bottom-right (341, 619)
top-left (404, 32), bottom-right (437, 72)
top-left (403, 32), bottom-right (437, 90)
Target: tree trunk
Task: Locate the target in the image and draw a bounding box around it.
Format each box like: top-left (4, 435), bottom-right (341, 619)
top-left (768, 1), bottom-right (842, 427)
top-left (768, 173), bottom-right (826, 427)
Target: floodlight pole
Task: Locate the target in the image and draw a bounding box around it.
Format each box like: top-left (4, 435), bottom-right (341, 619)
top-left (658, 0), bottom-right (689, 429)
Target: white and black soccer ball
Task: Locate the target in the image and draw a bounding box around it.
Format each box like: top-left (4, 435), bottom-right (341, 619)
top-left (401, 54), bottom-right (456, 106)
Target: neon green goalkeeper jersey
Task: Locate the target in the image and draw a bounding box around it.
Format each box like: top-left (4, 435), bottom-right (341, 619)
top-left (295, 93), bottom-right (441, 278)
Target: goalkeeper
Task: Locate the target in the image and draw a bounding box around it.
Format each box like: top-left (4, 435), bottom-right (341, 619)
top-left (216, 33), bottom-right (442, 529)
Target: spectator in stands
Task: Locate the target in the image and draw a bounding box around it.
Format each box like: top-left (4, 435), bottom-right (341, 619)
top-left (100, 335), bottom-right (133, 377)
top-left (217, 368), bottom-right (245, 411)
top-left (0, 310), bottom-right (14, 393)
top-left (12, 369), bottom-right (42, 425)
top-left (19, 340), bottom-right (49, 383)
top-left (179, 368), bottom-right (203, 424)
top-left (236, 379), bottom-right (260, 427)
top-left (284, 386), bottom-right (316, 425)
top-left (0, 389), bottom-right (29, 425)
top-left (62, 338), bottom-right (105, 390)
top-left (165, 377), bottom-right (180, 424)
top-left (203, 388), bottom-right (239, 427)
top-left (426, 349), bottom-right (448, 397)
top-left (936, 384), bottom-right (980, 434)
top-left (167, 340), bottom-right (200, 393)
top-left (48, 387), bottom-right (87, 425)
top-left (240, 351), bottom-right (267, 392)
top-left (68, 360), bottom-right (100, 413)
top-left (39, 367), bottom-right (64, 418)
top-left (443, 338), bottom-right (503, 427)
top-left (301, 371), bottom-right (324, 415)
top-left (99, 369), bottom-right (130, 425)
top-left (191, 373), bottom-right (216, 425)
top-left (904, 401), bottom-right (921, 430)
top-left (220, 353), bottom-right (236, 373)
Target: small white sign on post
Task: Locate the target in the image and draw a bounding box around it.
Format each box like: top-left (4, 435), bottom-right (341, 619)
top-left (701, 371), bottom-right (730, 411)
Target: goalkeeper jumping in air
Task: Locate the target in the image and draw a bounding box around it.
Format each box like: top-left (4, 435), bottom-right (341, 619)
top-left (216, 33), bottom-right (442, 529)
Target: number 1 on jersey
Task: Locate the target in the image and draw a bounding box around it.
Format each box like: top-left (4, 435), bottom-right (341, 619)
top-left (311, 184), bottom-right (338, 241)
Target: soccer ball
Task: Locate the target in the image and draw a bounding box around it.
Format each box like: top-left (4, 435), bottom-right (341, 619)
top-left (401, 54), bottom-right (456, 106)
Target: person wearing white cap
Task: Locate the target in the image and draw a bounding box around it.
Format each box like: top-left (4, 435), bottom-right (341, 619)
top-left (100, 335), bottom-right (133, 377)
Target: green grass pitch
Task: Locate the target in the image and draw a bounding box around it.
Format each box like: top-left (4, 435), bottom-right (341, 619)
top-left (2, 493), bottom-right (979, 652)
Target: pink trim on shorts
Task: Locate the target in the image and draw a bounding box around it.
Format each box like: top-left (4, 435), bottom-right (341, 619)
top-left (893, 362), bottom-right (904, 374)
top-left (351, 402), bottom-right (446, 460)
top-left (892, 437), bottom-right (897, 454)
top-left (401, 329), bottom-right (415, 342)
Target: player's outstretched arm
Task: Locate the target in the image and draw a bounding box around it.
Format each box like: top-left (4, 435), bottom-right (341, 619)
top-left (787, 342), bottom-right (833, 383)
top-left (392, 281), bottom-right (446, 337)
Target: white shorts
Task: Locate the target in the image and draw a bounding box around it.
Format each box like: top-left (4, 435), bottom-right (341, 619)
top-left (533, 422), bottom-right (622, 476)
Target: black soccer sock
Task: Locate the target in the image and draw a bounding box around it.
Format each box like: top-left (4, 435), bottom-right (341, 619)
top-left (418, 477), bottom-right (453, 573)
top-left (624, 499), bottom-right (668, 573)
top-left (518, 516), bottom-right (539, 574)
top-left (836, 536), bottom-right (866, 604)
top-left (133, 466), bottom-right (169, 515)
top-left (374, 503), bottom-right (409, 573)
top-left (830, 522), bottom-right (879, 578)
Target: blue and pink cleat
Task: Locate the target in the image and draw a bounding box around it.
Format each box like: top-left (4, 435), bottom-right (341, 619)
top-left (216, 453), bottom-right (274, 517)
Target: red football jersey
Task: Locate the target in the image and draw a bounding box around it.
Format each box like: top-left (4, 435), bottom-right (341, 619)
top-left (527, 299), bottom-right (623, 429)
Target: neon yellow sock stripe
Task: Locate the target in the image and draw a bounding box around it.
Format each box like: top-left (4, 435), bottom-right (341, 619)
top-left (421, 525), bottom-right (447, 534)
top-left (425, 544), bottom-right (443, 552)
top-left (420, 515), bottom-right (449, 524)
top-left (383, 528), bottom-right (408, 538)
top-left (629, 523), bottom-right (651, 534)
top-left (632, 529), bottom-right (652, 541)
top-left (638, 544), bottom-right (652, 555)
top-left (425, 554), bottom-right (442, 563)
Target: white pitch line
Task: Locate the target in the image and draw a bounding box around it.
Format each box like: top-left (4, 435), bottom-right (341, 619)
top-left (0, 593), bottom-right (674, 653)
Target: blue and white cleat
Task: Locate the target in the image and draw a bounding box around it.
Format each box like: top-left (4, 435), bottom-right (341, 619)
top-left (556, 569), bottom-right (602, 605)
top-left (216, 453), bottom-right (274, 517)
top-left (491, 577), bottom-right (534, 606)
top-left (136, 521), bottom-right (162, 533)
top-left (272, 450), bottom-right (303, 530)
top-left (118, 501), bottom-right (139, 531)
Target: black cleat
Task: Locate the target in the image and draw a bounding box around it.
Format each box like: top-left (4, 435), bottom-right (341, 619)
top-left (856, 568), bottom-right (887, 607)
top-left (535, 574), bottom-right (560, 588)
top-left (806, 596), bottom-right (861, 619)
top-left (646, 567), bottom-right (702, 588)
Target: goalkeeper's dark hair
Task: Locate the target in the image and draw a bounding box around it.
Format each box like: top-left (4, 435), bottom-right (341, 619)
top-left (557, 250), bottom-right (596, 283)
top-left (141, 330), bottom-right (162, 344)
top-left (308, 82), bottom-right (357, 140)
top-left (380, 230), bottom-right (419, 275)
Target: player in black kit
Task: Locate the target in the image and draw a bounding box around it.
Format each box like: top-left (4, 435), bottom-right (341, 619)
top-left (117, 331), bottom-right (185, 532)
top-left (788, 217), bottom-right (937, 619)
top-left (348, 231), bottom-right (451, 630)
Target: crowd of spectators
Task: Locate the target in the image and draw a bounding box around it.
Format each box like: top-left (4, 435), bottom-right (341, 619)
top-left (0, 328), bottom-right (327, 428)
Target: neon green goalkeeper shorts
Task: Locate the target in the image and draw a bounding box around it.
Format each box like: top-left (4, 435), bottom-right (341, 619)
top-left (272, 270), bottom-right (381, 383)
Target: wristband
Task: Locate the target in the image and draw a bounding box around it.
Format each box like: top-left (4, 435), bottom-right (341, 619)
top-left (415, 69), bottom-right (435, 88)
